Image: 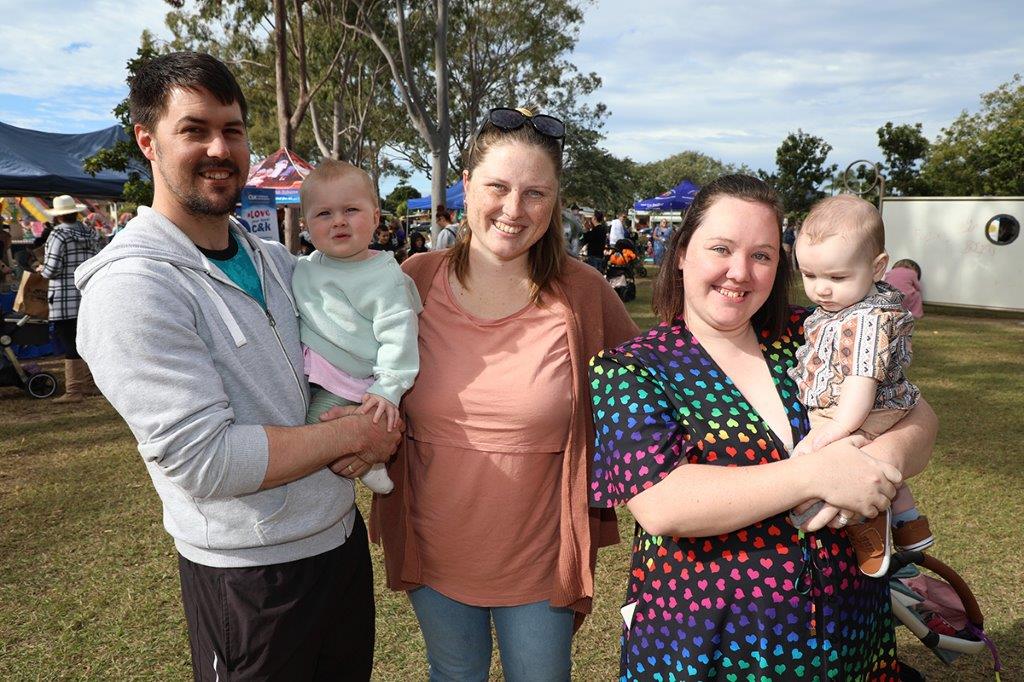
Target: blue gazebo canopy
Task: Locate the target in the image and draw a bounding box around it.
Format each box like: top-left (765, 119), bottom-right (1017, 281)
top-left (634, 179), bottom-right (699, 212)
top-left (0, 120), bottom-right (140, 198)
top-left (407, 181), bottom-right (464, 212)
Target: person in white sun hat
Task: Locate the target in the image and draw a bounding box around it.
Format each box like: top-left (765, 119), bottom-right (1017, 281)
top-left (42, 194), bottom-right (104, 402)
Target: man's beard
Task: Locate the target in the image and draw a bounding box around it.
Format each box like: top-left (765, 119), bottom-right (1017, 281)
top-left (180, 184), bottom-right (242, 217)
top-left (159, 157), bottom-right (244, 217)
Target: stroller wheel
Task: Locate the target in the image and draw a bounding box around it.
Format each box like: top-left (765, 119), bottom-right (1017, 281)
top-left (26, 372), bottom-right (58, 399)
top-left (636, 264), bottom-right (648, 278)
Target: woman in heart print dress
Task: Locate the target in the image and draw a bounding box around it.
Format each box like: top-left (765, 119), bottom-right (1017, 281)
top-left (589, 175), bottom-right (937, 681)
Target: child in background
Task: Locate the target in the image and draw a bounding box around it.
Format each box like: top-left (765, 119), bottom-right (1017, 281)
top-left (788, 195), bottom-right (934, 578)
top-left (293, 159), bottom-right (422, 494)
top-left (884, 258), bottom-right (924, 319)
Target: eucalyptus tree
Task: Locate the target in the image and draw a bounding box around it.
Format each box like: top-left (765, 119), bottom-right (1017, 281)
top-left (340, 0), bottom-right (452, 237)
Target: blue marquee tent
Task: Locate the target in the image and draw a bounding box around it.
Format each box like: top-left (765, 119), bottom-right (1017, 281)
top-left (407, 181), bottom-right (465, 212)
top-left (634, 179), bottom-right (699, 213)
top-left (0, 121), bottom-right (141, 198)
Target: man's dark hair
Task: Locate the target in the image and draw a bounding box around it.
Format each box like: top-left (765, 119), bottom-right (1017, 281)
top-left (129, 52), bottom-right (248, 130)
top-left (594, 210), bottom-right (604, 222)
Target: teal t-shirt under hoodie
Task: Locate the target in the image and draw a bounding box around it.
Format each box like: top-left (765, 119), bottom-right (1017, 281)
top-left (198, 233), bottom-right (266, 309)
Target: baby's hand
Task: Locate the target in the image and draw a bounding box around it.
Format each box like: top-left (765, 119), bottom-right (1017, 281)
top-left (804, 423), bottom-right (853, 453)
top-left (357, 393), bottom-right (400, 432)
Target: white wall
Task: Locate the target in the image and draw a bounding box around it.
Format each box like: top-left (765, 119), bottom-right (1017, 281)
top-left (881, 197), bottom-right (1024, 312)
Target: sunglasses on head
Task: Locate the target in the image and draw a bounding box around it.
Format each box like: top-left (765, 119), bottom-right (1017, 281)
top-left (476, 107), bottom-right (566, 149)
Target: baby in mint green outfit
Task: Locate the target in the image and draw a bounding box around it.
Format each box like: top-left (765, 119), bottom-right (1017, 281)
top-left (292, 160), bottom-right (422, 494)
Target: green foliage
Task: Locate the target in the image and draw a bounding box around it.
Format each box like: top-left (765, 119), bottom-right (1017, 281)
top-left (384, 183), bottom-right (421, 214)
top-left (773, 130), bottom-right (837, 219)
top-left (562, 130), bottom-right (637, 211)
top-left (921, 73), bottom-right (1024, 196)
top-left (633, 151), bottom-right (745, 209)
top-left (876, 122), bottom-right (930, 196)
top-left (82, 32), bottom-right (160, 206)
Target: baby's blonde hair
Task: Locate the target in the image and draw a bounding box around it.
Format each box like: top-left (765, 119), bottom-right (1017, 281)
top-left (800, 194), bottom-right (885, 258)
top-left (299, 159), bottom-right (378, 216)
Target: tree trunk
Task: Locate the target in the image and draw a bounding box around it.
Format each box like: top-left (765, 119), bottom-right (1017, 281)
top-left (273, 0), bottom-right (300, 252)
top-left (430, 0), bottom-right (451, 241)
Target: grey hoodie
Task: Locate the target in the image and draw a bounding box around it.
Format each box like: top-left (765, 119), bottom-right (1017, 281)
top-left (76, 207), bottom-right (356, 567)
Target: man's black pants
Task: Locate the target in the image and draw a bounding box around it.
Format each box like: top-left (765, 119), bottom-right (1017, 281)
top-left (178, 513), bottom-right (374, 681)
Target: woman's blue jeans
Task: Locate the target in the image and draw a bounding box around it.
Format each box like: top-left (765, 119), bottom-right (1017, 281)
top-left (407, 586), bottom-right (574, 682)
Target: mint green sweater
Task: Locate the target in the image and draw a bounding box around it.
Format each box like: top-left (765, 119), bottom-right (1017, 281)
top-left (292, 251), bottom-right (422, 405)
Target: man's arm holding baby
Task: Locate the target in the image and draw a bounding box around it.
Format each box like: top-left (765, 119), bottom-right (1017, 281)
top-left (262, 409), bottom-right (401, 488)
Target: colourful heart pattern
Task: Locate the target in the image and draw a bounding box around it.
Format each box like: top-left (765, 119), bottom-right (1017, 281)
top-left (589, 309), bottom-right (900, 680)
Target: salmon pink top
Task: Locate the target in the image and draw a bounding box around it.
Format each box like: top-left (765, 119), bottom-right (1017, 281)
top-left (402, 267), bottom-right (572, 605)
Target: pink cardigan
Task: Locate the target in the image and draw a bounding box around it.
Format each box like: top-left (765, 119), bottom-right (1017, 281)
top-left (370, 250), bottom-right (638, 618)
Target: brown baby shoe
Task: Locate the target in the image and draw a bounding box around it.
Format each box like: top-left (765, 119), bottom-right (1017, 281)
top-left (845, 509), bottom-right (892, 578)
top-left (893, 516), bottom-right (935, 552)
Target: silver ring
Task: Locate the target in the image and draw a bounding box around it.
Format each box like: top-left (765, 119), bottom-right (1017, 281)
top-left (835, 513), bottom-right (850, 527)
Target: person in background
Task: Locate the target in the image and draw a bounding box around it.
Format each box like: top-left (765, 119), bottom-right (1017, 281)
top-left (580, 211), bottom-right (608, 271)
top-left (652, 218), bottom-right (672, 266)
top-left (374, 106), bottom-right (637, 680)
top-left (0, 224), bottom-right (12, 290)
top-left (370, 226), bottom-right (395, 254)
top-left (433, 205), bottom-right (458, 250)
top-left (391, 219), bottom-right (407, 250)
top-left (782, 219), bottom-right (796, 265)
top-left (407, 231), bottom-right (429, 257)
top-left (884, 258), bottom-right (924, 319)
top-left (42, 195), bottom-right (104, 402)
top-left (608, 210), bottom-right (627, 245)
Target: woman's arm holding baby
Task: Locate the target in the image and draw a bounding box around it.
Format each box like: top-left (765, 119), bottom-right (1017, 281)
top-left (860, 398), bottom-right (937, 478)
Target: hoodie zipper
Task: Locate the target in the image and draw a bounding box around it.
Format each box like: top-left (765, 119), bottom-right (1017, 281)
top-left (201, 238), bottom-right (309, 412)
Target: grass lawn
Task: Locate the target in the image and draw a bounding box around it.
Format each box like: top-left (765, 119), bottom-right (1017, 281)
top-left (2, 268), bottom-right (1021, 680)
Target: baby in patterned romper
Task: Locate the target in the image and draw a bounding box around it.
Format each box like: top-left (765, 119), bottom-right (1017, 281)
top-left (788, 195), bottom-right (934, 578)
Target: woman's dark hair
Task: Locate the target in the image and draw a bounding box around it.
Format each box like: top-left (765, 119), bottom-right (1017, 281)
top-left (448, 112), bottom-right (565, 303)
top-left (129, 51), bottom-right (248, 130)
top-left (652, 174), bottom-right (791, 338)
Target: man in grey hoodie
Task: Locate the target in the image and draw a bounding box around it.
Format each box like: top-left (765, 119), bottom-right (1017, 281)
top-left (75, 52), bottom-right (398, 680)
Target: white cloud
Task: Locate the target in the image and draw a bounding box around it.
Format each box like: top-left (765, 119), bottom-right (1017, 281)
top-left (574, 0), bottom-right (1024, 170)
top-left (0, 0), bottom-right (173, 99)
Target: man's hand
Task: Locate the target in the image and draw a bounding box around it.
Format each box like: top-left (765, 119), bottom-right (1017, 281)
top-left (328, 454), bottom-right (373, 479)
top-left (318, 403), bottom-right (402, 480)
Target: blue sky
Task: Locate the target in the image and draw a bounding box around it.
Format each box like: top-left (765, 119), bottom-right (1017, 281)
top-left (2, 0), bottom-right (1022, 196)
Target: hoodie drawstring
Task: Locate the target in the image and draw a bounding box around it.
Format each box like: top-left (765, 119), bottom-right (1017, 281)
top-left (181, 269), bottom-right (248, 347)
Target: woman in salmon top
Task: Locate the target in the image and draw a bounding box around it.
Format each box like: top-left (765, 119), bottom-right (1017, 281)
top-left (371, 107), bottom-right (637, 680)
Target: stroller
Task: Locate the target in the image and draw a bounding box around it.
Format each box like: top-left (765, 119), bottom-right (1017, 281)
top-left (889, 550), bottom-right (1003, 680)
top-left (605, 239), bottom-right (640, 302)
top-left (1, 314), bottom-right (59, 399)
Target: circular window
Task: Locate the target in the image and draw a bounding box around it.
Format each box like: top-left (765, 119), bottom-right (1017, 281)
top-left (984, 214), bottom-right (1020, 245)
